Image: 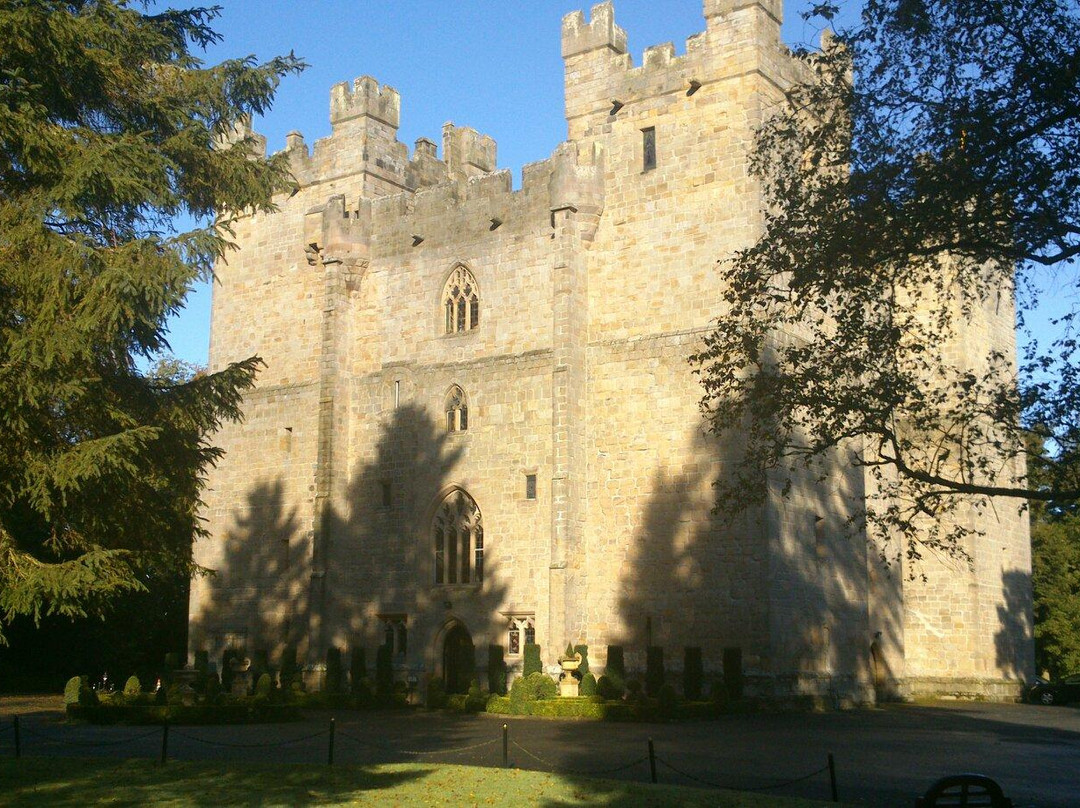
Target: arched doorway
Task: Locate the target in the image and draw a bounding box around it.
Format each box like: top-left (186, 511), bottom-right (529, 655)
top-left (442, 623), bottom-right (475, 694)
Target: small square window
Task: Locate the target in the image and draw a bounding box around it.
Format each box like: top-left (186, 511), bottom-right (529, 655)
top-left (380, 481), bottom-right (392, 507)
top-left (642, 127), bottom-right (657, 172)
top-left (525, 474), bottom-right (537, 500)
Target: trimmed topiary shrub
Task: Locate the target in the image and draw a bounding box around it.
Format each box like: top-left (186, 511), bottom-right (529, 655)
top-left (254, 673), bottom-right (274, 698)
top-left (375, 643), bottom-right (393, 695)
top-left (193, 650), bottom-right (209, 691)
top-left (123, 675), bottom-right (142, 697)
top-left (279, 645), bottom-right (299, 690)
top-left (465, 679), bottom-right (487, 712)
top-left (574, 644), bottom-right (589, 675)
top-left (723, 647), bottom-right (744, 701)
top-left (325, 646), bottom-right (343, 694)
top-left (487, 644), bottom-right (507, 696)
top-left (606, 645), bottom-right (625, 679)
top-left (221, 648), bottom-right (239, 694)
top-left (579, 672), bottom-right (598, 697)
top-left (510, 671), bottom-right (557, 706)
top-left (426, 675), bottom-right (447, 709)
top-left (684, 647), bottom-right (703, 701)
top-left (349, 646), bottom-right (367, 695)
top-left (523, 643), bottom-right (542, 676)
top-left (625, 679), bottom-right (644, 702)
top-left (658, 683), bottom-right (680, 718)
top-left (596, 674), bottom-right (624, 700)
top-left (64, 676), bottom-right (83, 711)
top-left (646, 646), bottom-right (665, 697)
top-left (250, 649), bottom-right (271, 693)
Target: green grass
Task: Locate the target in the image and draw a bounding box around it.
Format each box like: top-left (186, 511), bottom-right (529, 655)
top-left (0, 757), bottom-right (847, 807)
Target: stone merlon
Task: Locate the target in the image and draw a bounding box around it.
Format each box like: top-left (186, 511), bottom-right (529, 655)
top-left (330, 75), bottom-right (401, 128)
top-left (562, 2), bottom-right (628, 58)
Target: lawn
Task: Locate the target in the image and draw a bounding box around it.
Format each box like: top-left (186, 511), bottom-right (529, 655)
top-left (0, 758), bottom-right (846, 807)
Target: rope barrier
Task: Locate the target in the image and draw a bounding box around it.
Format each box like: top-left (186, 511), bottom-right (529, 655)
top-left (336, 728), bottom-right (499, 757)
top-left (17, 725), bottom-right (161, 748)
top-left (510, 739), bottom-right (650, 776)
top-left (169, 728), bottom-right (329, 749)
top-left (655, 755), bottom-right (829, 792)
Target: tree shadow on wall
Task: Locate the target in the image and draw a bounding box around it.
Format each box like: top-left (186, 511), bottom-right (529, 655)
top-left (995, 568), bottom-right (1034, 680)
top-left (192, 403), bottom-right (510, 688)
top-left (613, 424), bottom-right (890, 699)
top-left (188, 478), bottom-right (303, 658)
top-left (323, 402), bottom-right (511, 678)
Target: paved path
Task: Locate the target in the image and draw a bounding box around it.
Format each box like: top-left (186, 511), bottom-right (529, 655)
top-left (1, 701), bottom-right (1077, 806)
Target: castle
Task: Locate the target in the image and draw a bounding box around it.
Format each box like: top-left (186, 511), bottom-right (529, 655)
top-left (188, 0), bottom-right (1033, 701)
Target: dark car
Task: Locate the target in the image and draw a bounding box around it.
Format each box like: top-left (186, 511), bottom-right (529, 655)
top-left (1026, 673), bottom-right (1080, 705)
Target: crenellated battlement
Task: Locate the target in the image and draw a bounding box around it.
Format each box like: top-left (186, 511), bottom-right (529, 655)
top-left (562, 0), bottom-right (794, 138)
top-left (561, 2), bottom-right (628, 59)
top-left (330, 75), bottom-right (400, 128)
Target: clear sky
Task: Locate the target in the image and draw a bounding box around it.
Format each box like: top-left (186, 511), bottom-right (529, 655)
top-left (161, 1), bottom-right (850, 365)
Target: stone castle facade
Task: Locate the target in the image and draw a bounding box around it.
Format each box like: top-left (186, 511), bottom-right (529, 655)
top-left (188, 0), bottom-right (1033, 701)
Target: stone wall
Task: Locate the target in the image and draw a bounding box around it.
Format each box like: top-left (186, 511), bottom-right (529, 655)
top-left (190, 0), bottom-right (1033, 701)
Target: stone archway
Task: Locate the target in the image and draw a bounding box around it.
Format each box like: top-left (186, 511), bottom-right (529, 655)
top-left (442, 622), bottom-right (475, 694)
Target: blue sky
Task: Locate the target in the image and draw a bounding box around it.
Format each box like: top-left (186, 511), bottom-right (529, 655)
top-left (161, 0), bottom-right (849, 365)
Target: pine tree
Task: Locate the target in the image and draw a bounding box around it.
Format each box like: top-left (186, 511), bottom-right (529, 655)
top-left (0, 1), bottom-right (304, 638)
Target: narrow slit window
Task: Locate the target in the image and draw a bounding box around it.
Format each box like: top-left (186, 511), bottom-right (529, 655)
top-left (642, 127), bottom-right (657, 172)
top-left (525, 474), bottom-right (537, 500)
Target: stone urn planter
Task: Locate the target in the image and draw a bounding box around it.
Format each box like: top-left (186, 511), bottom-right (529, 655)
top-left (558, 648), bottom-right (583, 697)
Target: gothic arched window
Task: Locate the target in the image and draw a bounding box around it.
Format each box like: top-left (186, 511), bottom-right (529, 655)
top-left (445, 386), bottom-right (468, 433)
top-left (432, 490), bottom-right (483, 585)
top-left (443, 265), bottom-right (479, 334)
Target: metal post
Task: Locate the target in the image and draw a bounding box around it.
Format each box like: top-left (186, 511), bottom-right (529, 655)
top-left (502, 724), bottom-right (509, 768)
top-left (648, 738), bottom-right (657, 784)
top-left (13, 715), bottom-right (21, 759)
top-left (828, 752), bottom-right (838, 802)
top-left (328, 718), bottom-right (336, 766)
top-left (160, 722), bottom-right (169, 765)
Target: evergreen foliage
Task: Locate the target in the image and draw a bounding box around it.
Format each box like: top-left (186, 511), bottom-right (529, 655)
top-left (486, 644), bottom-right (506, 696)
top-left (220, 648), bottom-right (238, 694)
top-left (683, 647), bottom-right (703, 701)
top-left (123, 674), bottom-right (142, 696)
top-left (0, 0), bottom-right (304, 639)
top-left (375, 643), bottom-right (392, 695)
top-left (646, 646), bottom-right (664, 697)
top-left (606, 646), bottom-right (625, 679)
top-left (254, 672), bottom-right (273, 698)
top-left (1032, 514), bottom-right (1080, 677)
top-left (579, 671), bottom-right (597, 697)
top-left (349, 646), bottom-right (367, 696)
top-left (523, 643), bottom-right (542, 676)
top-left (723, 647), bottom-right (743, 701)
top-left (509, 671), bottom-right (556, 704)
top-left (324, 647), bottom-right (342, 694)
top-left (596, 674), bottom-right (624, 700)
top-left (279, 644), bottom-right (298, 690)
top-left (574, 644), bottom-right (589, 675)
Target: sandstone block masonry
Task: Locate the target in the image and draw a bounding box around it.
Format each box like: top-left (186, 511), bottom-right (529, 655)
top-left (189, 0), bottom-right (1033, 702)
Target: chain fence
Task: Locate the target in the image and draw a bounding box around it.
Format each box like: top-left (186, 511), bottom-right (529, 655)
top-left (0, 712), bottom-right (840, 802)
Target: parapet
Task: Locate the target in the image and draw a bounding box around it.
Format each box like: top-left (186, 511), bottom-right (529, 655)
top-left (703, 0), bottom-right (782, 24)
top-left (562, 1), bottom-right (628, 58)
top-left (330, 76), bottom-right (400, 128)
